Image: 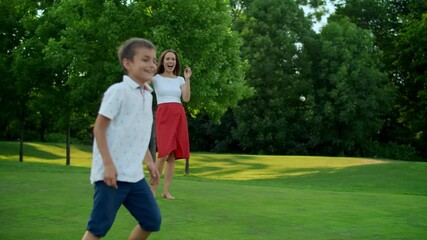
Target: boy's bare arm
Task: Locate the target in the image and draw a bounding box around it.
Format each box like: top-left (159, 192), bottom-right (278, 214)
top-left (144, 150), bottom-right (159, 186)
top-left (94, 114), bottom-right (118, 189)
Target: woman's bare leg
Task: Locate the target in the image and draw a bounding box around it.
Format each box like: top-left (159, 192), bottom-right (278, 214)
top-left (151, 156), bottom-right (167, 196)
top-left (162, 154), bottom-right (176, 199)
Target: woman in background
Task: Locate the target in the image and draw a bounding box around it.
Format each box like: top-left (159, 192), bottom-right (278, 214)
top-left (151, 49), bottom-right (192, 200)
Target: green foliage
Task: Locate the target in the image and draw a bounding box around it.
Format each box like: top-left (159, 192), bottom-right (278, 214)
top-left (145, 0), bottom-right (253, 120)
top-left (395, 13), bottom-right (427, 159)
top-left (42, 0), bottom-right (127, 112)
top-left (188, 110), bottom-right (241, 153)
top-left (233, 0), bottom-right (316, 154)
top-left (4, 0), bottom-right (251, 145)
top-left (0, 0), bottom-right (41, 139)
top-left (2, 0), bottom-right (426, 161)
top-left (40, 0), bottom-right (252, 121)
top-left (364, 141), bottom-right (421, 161)
top-left (333, 0), bottom-right (427, 159)
top-left (314, 17), bottom-right (392, 156)
top-left (44, 132), bottom-right (67, 143)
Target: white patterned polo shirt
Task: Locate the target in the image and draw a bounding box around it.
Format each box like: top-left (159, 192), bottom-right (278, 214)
top-left (90, 75), bottom-right (153, 184)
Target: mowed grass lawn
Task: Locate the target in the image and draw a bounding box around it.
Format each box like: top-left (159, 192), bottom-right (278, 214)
top-left (1, 141), bottom-right (427, 240)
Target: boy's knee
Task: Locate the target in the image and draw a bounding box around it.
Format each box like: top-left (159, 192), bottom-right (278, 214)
top-left (86, 222), bottom-right (113, 238)
top-left (142, 213), bottom-right (162, 232)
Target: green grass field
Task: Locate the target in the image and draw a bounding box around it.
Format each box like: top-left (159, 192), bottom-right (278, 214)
top-left (1, 141), bottom-right (426, 239)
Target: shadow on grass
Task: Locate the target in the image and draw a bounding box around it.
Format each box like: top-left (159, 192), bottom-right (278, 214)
top-left (0, 141), bottom-right (92, 162)
top-left (185, 155), bottom-right (427, 196)
top-left (0, 141), bottom-right (63, 160)
top-left (283, 164), bottom-right (423, 195)
top-left (189, 154), bottom-right (269, 172)
top-left (0, 159), bottom-right (90, 173)
top-left (72, 144), bottom-right (92, 153)
top-left (2, 141), bottom-right (426, 196)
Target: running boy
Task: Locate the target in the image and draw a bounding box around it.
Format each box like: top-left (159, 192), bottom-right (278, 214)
top-left (82, 38), bottom-right (161, 240)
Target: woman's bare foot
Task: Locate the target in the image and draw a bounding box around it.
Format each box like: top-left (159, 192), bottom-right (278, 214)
top-left (161, 193), bottom-right (175, 200)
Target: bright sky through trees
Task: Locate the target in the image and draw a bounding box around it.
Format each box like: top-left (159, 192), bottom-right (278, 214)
top-left (301, 0), bottom-right (336, 32)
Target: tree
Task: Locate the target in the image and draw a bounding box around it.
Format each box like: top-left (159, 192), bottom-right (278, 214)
top-left (6, 0), bottom-right (55, 161)
top-left (314, 17), bottom-right (392, 156)
top-left (188, 109), bottom-right (242, 153)
top-left (334, 0), bottom-right (427, 159)
top-left (0, 0), bottom-right (41, 142)
top-left (144, 0), bottom-right (253, 120)
top-left (7, 0), bottom-right (252, 164)
top-left (0, 0), bottom-right (20, 140)
top-left (394, 13), bottom-right (427, 159)
top-left (233, 0), bottom-right (316, 154)
top-left (40, 0), bottom-right (252, 122)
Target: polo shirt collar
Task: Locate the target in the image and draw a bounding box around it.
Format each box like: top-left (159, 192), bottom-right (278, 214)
top-left (123, 75), bottom-right (153, 93)
top-left (144, 83), bottom-right (153, 93)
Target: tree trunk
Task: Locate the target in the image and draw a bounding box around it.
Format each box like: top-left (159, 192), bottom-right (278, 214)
top-left (19, 125), bottom-right (24, 162)
top-left (40, 114), bottom-right (46, 142)
top-left (19, 101), bottom-right (25, 162)
top-left (66, 120), bottom-right (71, 166)
top-left (185, 158), bottom-right (190, 175)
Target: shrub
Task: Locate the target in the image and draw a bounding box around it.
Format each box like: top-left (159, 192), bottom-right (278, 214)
top-left (365, 141), bottom-right (421, 161)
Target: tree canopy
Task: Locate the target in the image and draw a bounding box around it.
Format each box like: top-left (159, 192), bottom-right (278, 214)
top-left (1, 0), bottom-right (426, 161)
top-left (314, 17), bottom-right (392, 156)
top-left (232, 0), bottom-right (316, 154)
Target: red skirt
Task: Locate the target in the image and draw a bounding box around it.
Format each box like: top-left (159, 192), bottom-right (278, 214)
top-left (155, 103), bottom-right (190, 159)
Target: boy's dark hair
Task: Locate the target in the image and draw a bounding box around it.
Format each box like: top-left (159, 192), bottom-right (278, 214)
top-left (157, 49), bottom-right (181, 76)
top-left (118, 38), bottom-right (156, 74)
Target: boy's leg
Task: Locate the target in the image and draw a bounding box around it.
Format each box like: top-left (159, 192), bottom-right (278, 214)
top-left (128, 224), bottom-right (151, 240)
top-left (84, 181), bottom-right (127, 239)
top-left (125, 179), bottom-right (161, 236)
top-left (82, 231), bottom-right (101, 240)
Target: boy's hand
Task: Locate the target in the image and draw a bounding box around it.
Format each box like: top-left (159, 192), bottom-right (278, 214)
top-left (146, 161), bottom-right (159, 186)
top-left (104, 163), bottom-right (118, 189)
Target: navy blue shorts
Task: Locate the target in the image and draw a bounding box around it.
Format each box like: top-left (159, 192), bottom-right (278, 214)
top-left (86, 179), bottom-right (161, 237)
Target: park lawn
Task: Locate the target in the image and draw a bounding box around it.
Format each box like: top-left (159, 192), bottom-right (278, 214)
top-left (0, 141), bottom-right (427, 239)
